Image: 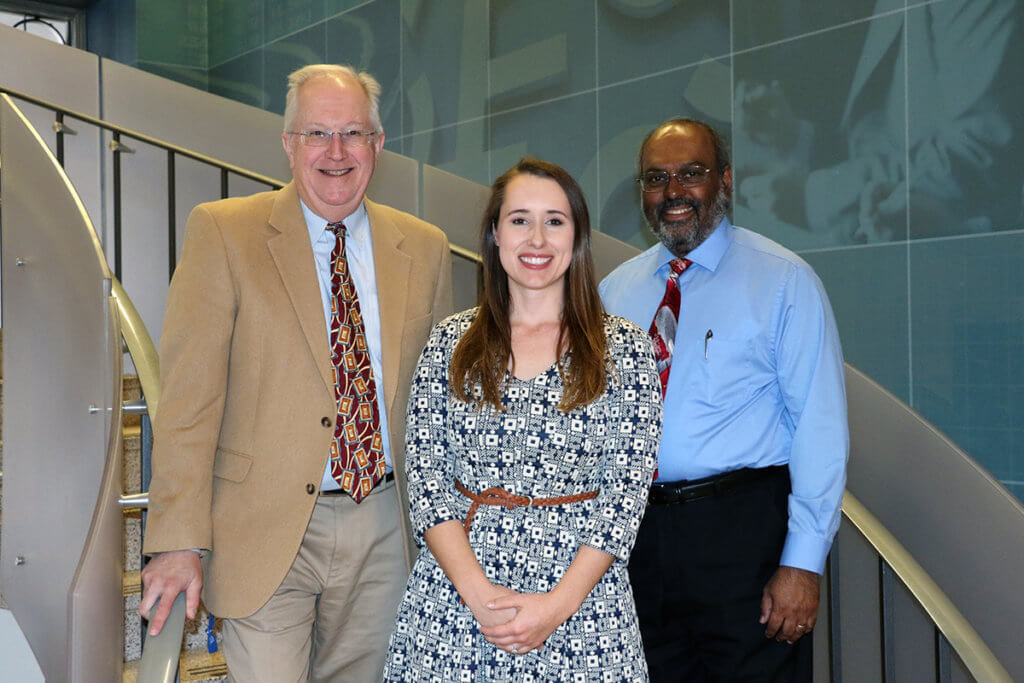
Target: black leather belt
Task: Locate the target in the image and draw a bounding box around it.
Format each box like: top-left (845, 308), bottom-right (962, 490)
top-left (319, 470), bottom-right (394, 496)
top-left (647, 465), bottom-right (787, 505)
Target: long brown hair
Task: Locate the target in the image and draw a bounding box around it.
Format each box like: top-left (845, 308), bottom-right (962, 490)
top-left (450, 157), bottom-right (607, 412)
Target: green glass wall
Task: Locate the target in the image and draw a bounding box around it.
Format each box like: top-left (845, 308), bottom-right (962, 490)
top-left (86, 0), bottom-right (1024, 502)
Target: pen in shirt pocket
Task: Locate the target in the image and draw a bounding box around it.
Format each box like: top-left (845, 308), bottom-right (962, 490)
top-left (704, 329), bottom-right (713, 359)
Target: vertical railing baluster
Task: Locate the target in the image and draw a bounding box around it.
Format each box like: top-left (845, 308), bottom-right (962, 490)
top-left (880, 559), bottom-right (895, 682)
top-left (167, 151), bottom-right (176, 281)
top-left (111, 131), bottom-right (123, 281)
top-left (55, 111), bottom-right (65, 167)
top-left (220, 167), bottom-right (228, 199)
top-left (935, 629), bottom-right (951, 683)
top-left (827, 545), bottom-right (842, 682)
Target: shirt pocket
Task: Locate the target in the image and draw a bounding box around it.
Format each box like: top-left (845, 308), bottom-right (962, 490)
top-left (683, 335), bottom-right (755, 406)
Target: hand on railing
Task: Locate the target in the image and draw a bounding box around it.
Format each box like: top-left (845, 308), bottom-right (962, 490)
top-left (137, 592), bottom-right (188, 683)
top-left (139, 550), bottom-right (203, 635)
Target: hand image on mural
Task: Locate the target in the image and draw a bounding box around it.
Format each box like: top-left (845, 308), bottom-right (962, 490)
top-left (733, 0), bottom-right (1024, 247)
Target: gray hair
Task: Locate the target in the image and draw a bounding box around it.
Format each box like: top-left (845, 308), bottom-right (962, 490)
top-left (283, 64), bottom-right (383, 133)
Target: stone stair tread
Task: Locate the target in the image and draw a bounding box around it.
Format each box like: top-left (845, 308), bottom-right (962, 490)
top-left (180, 649), bottom-right (227, 682)
top-left (122, 658), bottom-right (138, 683)
top-left (123, 570), bottom-right (141, 596)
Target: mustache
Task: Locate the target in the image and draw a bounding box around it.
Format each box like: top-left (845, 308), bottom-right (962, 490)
top-left (658, 197), bottom-right (699, 217)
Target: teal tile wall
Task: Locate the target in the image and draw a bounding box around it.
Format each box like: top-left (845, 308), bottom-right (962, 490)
top-left (136, 0), bottom-right (207, 68)
top-left (490, 91), bottom-right (598, 210)
top-left (326, 0), bottom-right (402, 136)
top-left (489, 0), bottom-right (594, 112)
top-left (208, 0), bottom-right (262, 67)
top-left (596, 1), bottom-right (729, 87)
top-left (85, 0), bottom-right (1024, 501)
top-left (802, 244), bottom-right (910, 403)
top-left (732, 13), bottom-right (907, 249)
top-left (910, 233), bottom-right (1024, 489)
top-left (401, 0), bottom-right (488, 133)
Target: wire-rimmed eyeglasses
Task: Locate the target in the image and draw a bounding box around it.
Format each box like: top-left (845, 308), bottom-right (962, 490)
top-left (637, 165), bottom-right (715, 192)
top-left (286, 129), bottom-right (381, 148)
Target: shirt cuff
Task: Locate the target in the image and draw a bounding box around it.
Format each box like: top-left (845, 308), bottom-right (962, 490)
top-left (779, 531), bottom-right (831, 575)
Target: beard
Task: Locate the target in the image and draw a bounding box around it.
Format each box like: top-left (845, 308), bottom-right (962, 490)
top-left (645, 183), bottom-right (731, 257)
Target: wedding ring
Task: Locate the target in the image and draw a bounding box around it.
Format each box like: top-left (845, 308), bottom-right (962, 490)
top-left (511, 645), bottom-right (518, 653)
top-left (796, 624), bottom-right (806, 629)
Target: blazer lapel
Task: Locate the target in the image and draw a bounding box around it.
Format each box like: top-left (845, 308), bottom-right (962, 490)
top-left (267, 183), bottom-right (334, 395)
top-left (366, 199), bottom-right (411, 417)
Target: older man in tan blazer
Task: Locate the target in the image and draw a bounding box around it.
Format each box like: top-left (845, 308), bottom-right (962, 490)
top-left (138, 65), bottom-right (452, 681)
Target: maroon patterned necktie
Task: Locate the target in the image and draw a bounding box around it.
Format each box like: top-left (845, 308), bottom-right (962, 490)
top-left (327, 222), bottom-right (384, 502)
top-left (649, 257), bottom-right (692, 398)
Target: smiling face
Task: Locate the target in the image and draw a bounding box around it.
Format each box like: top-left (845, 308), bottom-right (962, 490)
top-left (282, 75), bottom-right (385, 222)
top-left (493, 173), bottom-right (576, 302)
top-left (641, 122), bottom-right (732, 257)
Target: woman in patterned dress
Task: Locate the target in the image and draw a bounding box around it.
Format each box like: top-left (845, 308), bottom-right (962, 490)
top-left (384, 158), bottom-right (662, 681)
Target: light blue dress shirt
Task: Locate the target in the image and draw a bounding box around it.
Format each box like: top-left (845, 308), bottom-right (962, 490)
top-left (300, 200), bottom-right (393, 492)
top-left (599, 217), bottom-right (848, 574)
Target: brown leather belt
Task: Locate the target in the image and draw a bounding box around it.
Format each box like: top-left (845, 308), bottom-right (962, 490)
top-left (454, 479), bottom-right (600, 533)
top-left (647, 465), bottom-right (787, 505)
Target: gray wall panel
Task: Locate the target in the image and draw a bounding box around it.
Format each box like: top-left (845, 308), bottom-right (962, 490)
top-left (421, 165), bottom-right (489, 253)
top-left (0, 27), bottom-right (100, 113)
top-left (367, 150), bottom-right (419, 217)
top-left (100, 58), bottom-right (290, 182)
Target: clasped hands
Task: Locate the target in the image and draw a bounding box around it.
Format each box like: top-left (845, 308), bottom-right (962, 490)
top-left (468, 583), bottom-right (575, 656)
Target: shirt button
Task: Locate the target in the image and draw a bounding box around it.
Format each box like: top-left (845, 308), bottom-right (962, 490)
top-left (306, 483), bottom-right (316, 495)
top-left (321, 417), bottom-right (332, 428)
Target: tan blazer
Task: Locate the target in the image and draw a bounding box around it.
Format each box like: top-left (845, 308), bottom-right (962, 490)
top-left (142, 182), bottom-right (452, 618)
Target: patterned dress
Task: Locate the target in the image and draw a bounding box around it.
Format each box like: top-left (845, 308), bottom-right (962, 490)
top-left (384, 310), bottom-right (662, 682)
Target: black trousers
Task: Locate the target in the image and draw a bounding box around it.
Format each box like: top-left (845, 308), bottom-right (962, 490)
top-left (629, 467), bottom-right (812, 682)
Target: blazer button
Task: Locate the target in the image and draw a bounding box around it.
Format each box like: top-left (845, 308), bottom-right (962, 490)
top-left (306, 483), bottom-right (316, 495)
top-left (321, 417), bottom-right (332, 428)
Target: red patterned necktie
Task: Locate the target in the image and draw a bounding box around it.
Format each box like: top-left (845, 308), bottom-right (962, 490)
top-left (649, 258), bottom-right (691, 480)
top-left (649, 257), bottom-right (692, 398)
top-left (327, 222), bottom-right (385, 502)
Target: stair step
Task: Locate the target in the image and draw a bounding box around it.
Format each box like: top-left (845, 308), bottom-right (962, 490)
top-left (123, 570), bottom-right (141, 596)
top-left (180, 650), bottom-right (227, 682)
top-left (121, 648), bottom-right (229, 682)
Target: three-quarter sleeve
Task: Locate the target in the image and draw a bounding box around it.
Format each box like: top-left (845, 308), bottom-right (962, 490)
top-left (578, 319), bottom-right (662, 562)
top-left (404, 315), bottom-right (465, 542)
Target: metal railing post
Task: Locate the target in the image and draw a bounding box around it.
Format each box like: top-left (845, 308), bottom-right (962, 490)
top-left (111, 131), bottom-right (123, 280)
top-left (55, 111), bottom-right (64, 166)
top-left (827, 549), bottom-right (842, 682)
top-left (167, 151), bottom-right (176, 280)
top-left (879, 559), bottom-right (895, 682)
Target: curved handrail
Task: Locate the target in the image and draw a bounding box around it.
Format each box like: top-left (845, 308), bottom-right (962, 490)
top-left (841, 491), bottom-right (1012, 682)
top-left (0, 85), bottom-right (283, 189)
top-left (449, 243), bottom-right (482, 264)
top-left (111, 279), bottom-right (161, 417)
top-left (5, 82), bottom-right (1009, 681)
top-left (137, 593), bottom-right (187, 683)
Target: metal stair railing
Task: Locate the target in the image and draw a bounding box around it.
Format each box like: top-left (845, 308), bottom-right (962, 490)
top-left (826, 492), bottom-right (1011, 682)
top-left (0, 84), bottom-right (283, 283)
top-left (3, 84), bottom-right (1014, 683)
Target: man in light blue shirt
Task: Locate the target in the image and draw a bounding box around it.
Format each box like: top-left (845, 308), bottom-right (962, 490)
top-left (600, 118), bottom-right (848, 682)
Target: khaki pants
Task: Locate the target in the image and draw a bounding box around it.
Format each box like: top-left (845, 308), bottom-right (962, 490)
top-left (222, 480), bottom-right (406, 682)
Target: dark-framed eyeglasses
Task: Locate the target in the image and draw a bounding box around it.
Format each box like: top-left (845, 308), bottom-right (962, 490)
top-left (286, 128), bottom-right (381, 148)
top-left (637, 165), bottom-right (715, 192)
